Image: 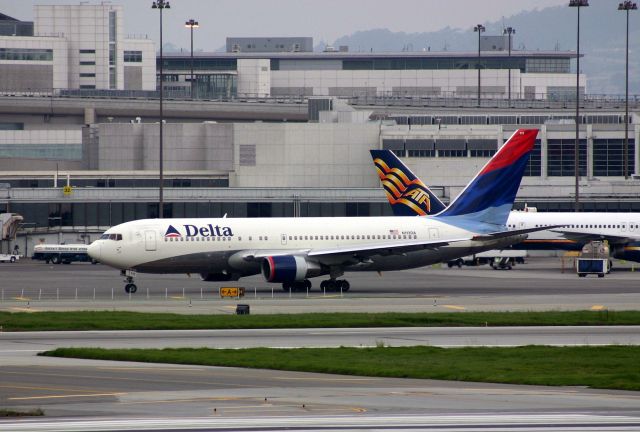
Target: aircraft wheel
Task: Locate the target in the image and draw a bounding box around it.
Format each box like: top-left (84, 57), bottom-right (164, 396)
top-left (340, 280), bottom-right (350, 292)
top-left (304, 279), bottom-right (312, 291)
top-left (282, 282), bottom-right (291, 292)
top-left (125, 283), bottom-right (137, 293)
top-left (320, 280), bottom-right (327, 290)
top-left (51, 255), bottom-right (61, 264)
top-left (10, 256), bottom-right (16, 263)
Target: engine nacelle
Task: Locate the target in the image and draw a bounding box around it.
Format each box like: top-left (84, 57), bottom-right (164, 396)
top-left (200, 271), bottom-right (239, 282)
top-left (261, 255), bottom-right (322, 282)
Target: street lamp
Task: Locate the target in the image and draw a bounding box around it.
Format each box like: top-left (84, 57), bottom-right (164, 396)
top-left (152, 0), bottom-right (170, 219)
top-left (185, 19), bottom-right (199, 99)
top-left (619, 1), bottom-right (637, 179)
top-left (503, 26), bottom-right (515, 103)
top-left (474, 24), bottom-right (485, 106)
top-left (569, 0), bottom-right (588, 212)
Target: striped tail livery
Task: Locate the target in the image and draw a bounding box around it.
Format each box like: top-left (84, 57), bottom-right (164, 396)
top-left (370, 150), bottom-right (446, 216)
top-left (435, 129), bottom-right (538, 231)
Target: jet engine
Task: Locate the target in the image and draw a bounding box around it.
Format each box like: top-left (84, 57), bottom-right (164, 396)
top-left (261, 255), bottom-right (322, 282)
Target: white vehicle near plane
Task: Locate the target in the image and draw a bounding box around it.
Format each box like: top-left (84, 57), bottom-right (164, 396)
top-left (88, 129), bottom-right (546, 294)
top-left (32, 244), bottom-right (97, 264)
top-left (0, 253), bottom-right (19, 263)
top-left (371, 148), bottom-right (640, 264)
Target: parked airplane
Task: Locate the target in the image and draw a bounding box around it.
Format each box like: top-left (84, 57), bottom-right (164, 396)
top-left (370, 149), bottom-right (640, 263)
top-left (88, 129), bottom-right (545, 294)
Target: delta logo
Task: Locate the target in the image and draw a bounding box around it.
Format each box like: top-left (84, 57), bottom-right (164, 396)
top-left (165, 225), bottom-right (181, 238)
top-left (165, 224), bottom-right (234, 238)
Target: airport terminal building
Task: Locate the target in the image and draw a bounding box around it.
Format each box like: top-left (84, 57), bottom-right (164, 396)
top-left (0, 3), bottom-right (638, 250)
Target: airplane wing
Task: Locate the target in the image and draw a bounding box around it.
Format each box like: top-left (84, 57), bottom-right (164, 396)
top-left (236, 238), bottom-right (470, 263)
top-left (548, 229), bottom-right (640, 245)
top-left (472, 225), bottom-right (565, 241)
top-left (307, 237), bottom-right (470, 258)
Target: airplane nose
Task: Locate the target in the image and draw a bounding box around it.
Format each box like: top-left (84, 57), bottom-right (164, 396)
top-left (87, 242), bottom-right (101, 260)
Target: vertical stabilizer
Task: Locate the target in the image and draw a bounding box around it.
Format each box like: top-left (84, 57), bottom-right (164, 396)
top-left (370, 150), bottom-right (446, 216)
top-left (435, 129), bottom-right (538, 231)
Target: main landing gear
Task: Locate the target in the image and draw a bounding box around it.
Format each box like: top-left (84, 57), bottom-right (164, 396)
top-left (282, 280), bottom-right (312, 292)
top-left (320, 279), bottom-right (350, 292)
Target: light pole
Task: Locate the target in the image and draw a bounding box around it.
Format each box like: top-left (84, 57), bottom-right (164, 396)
top-left (569, 0), bottom-right (588, 212)
top-left (152, 0), bottom-right (170, 219)
top-left (619, 1), bottom-right (637, 179)
top-left (503, 26), bottom-right (515, 103)
top-left (474, 24), bottom-right (485, 106)
top-left (185, 18), bottom-right (199, 99)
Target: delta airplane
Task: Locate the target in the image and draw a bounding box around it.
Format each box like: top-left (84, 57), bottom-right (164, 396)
top-left (88, 129), bottom-right (547, 294)
top-left (371, 148), bottom-right (640, 263)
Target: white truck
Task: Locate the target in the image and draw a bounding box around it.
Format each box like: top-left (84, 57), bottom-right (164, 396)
top-left (31, 244), bottom-right (96, 264)
top-left (0, 253), bottom-right (19, 263)
top-left (448, 249), bottom-right (527, 269)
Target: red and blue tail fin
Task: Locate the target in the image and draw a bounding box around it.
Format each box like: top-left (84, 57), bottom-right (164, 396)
top-left (435, 129), bottom-right (538, 231)
top-left (370, 150), bottom-right (446, 216)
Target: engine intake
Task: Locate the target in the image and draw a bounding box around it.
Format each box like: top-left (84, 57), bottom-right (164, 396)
top-left (261, 255), bottom-right (322, 282)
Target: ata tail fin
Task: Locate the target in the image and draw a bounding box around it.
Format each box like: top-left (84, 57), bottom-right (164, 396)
top-left (435, 129), bottom-right (538, 230)
top-left (370, 149), bottom-right (446, 216)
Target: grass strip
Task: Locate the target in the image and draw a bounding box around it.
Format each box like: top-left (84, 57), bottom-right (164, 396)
top-left (1, 310), bottom-right (637, 332)
top-left (42, 345), bottom-right (640, 391)
top-left (0, 408), bottom-right (44, 417)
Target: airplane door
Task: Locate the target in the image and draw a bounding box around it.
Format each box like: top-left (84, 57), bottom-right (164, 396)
top-left (144, 230), bottom-right (157, 251)
top-left (429, 228), bottom-right (440, 240)
top-left (281, 234), bottom-right (287, 245)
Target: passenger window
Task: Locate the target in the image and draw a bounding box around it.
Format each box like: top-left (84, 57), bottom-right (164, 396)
top-left (289, 236), bottom-right (292, 240)
top-left (265, 236), bottom-right (268, 241)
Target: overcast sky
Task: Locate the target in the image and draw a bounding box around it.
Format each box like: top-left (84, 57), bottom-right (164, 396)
top-left (1, 0), bottom-right (567, 51)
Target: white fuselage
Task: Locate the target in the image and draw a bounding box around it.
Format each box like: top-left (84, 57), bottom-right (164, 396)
top-left (89, 216), bottom-right (524, 280)
top-left (507, 212), bottom-right (640, 243)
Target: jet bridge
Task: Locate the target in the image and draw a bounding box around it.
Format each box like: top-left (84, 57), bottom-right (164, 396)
top-left (1, 213), bottom-right (24, 253)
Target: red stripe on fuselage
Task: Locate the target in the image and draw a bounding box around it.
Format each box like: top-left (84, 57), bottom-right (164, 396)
top-left (479, 129), bottom-right (538, 176)
top-left (267, 256), bottom-right (275, 282)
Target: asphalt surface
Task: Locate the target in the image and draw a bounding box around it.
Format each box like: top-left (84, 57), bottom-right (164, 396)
top-left (1, 257), bottom-right (639, 430)
top-left (1, 257), bottom-right (640, 312)
top-left (3, 327), bottom-right (640, 357)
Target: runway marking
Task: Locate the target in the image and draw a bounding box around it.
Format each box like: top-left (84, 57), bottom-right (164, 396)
top-left (170, 296), bottom-right (185, 300)
top-left (0, 384), bottom-right (103, 393)
top-left (8, 307), bottom-right (39, 313)
top-left (591, 305), bottom-right (606, 311)
top-left (273, 376), bottom-right (375, 382)
top-left (123, 396), bottom-right (251, 405)
top-left (9, 392), bottom-right (127, 401)
top-left (1, 370), bottom-right (261, 389)
top-left (442, 304), bottom-right (466, 311)
top-left (11, 297), bottom-right (31, 302)
top-left (96, 366), bottom-right (205, 372)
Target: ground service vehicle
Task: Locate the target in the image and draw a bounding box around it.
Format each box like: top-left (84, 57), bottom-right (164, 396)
top-left (32, 244), bottom-right (96, 264)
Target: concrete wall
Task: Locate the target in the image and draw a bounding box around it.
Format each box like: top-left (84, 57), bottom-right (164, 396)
top-left (232, 122), bottom-right (381, 188)
top-left (237, 59), bottom-right (270, 97)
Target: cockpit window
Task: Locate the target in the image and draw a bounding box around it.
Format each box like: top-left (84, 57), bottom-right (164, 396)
top-left (100, 233), bottom-right (122, 241)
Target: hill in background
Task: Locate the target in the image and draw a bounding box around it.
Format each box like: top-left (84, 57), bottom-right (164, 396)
top-left (325, 2), bottom-right (639, 95)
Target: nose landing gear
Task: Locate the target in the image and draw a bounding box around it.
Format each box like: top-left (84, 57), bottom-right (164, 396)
top-left (121, 270), bottom-right (138, 294)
